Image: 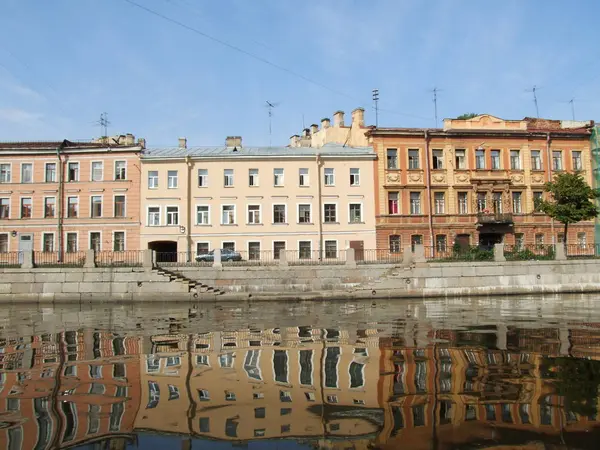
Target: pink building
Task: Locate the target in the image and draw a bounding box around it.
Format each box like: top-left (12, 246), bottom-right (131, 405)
top-left (0, 137), bottom-right (143, 257)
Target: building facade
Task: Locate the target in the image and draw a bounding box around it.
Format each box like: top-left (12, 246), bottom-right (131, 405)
top-left (139, 138), bottom-right (377, 258)
top-left (368, 115), bottom-right (595, 251)
top-left (0, 136), bottom-right (143, 257)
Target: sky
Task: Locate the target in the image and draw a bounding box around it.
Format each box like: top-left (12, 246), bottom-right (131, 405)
top-left (0, 0), bottom-right (599, 147)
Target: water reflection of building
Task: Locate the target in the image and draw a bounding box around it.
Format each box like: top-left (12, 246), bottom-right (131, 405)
top-left (0, 332), bottom-right (142, 449)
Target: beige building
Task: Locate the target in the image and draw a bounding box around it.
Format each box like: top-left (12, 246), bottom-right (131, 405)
top-left (139, 138), bottom-right (377, 259)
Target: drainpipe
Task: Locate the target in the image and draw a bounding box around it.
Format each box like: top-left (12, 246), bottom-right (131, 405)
top-left (316, 153), bottom-right (323, 259)
top-left (424, 130), bottom-right (434, 256)
top-left (57, 145), bottom-right (64, 262)
top-left (546, 132), bottom-right (555, 243)
top-left (185, 155), bottom-right (192, 261)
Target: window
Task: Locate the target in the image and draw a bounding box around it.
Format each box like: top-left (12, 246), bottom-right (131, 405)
top-left (349, 204), bottom-right (362, 223)
top-left (44, 197), bottom-right (55, 218)
top-left (491, 150), bottom-right (501, 169)
top-left (299, 350), bottom-right (313, 385)
top-left (299, 168), bottom-right (309, 186)
top-left (148, 207), bottom-right (160, 226)
top-left (572, 151), bottom-right (582, 171)
top-left (113, 232), bottom-right (125, 251)
top-left (557, 232), bottom-right (565, 244)
top-left (273, 204), bottom-right (286, 224)
top-left (0, 164), bottom-right (11, 183)
top-left (387, 149), bottom-right (398, 169)
top-left (388, 192), bottom-right (399, 214)
top-left (222, 205), bottom-right (235, 224)
top-left (21, 163), bottom-right (32, 183)
top-left (434, 192), bottom-right (445, 214)
top-left (299, 241), bottom-right (311, 259)
top-left (21, 198), bottom-right (32, 218)
top-left (219, 352), bottom-right (235, 368)
top-left (535, 233), bottom-right (544, 246)
top-left (436, 235), bottom-right (447, 252)
top-left (42, 233), bottom-right (54, 252)
top-left (515, 233), bottom-right (524, 250)
top-left (349, 361), bottom-right (365, 388)
top-left (66, 233), bottom-right (77, 252)
top-left (458, 192), bottom-right (468, 214)
top-left (166, 206), bottom-right (179, 225)
top-left (147, 381), bottom-right (159, 409)
top-left (274, 168), bottom-right (284, 186)
top-left (199, 417), bottom-right (210, 433)
top-left (389, 235), bottom-right (401, 253)
top-left (273, 350), bottom-right (288, 383)
top-left (167, 170), bottom-right (178, 188)
top-left (324, 168), bottom-right (335, 186)
top-left (90, 232), bottom-right (101, 251)
top-left (198, 389), bottom-right (210, 401)
top-left (244, 350), bottom-right (261, 380)
top-left (324, 347), bottom-right (340, 388)
top-left (411, 234), bottom-right (423, 251)
top-left (0, 234), bottom-right (7, 253)
top-left (247, 205), bottom-right (260, 224)
top-left (455, 149), bottom-right (466, 169)
top-left (324, 203), bottom-right (337, 223)
top-left (475, 149), bottom-right (485, 169)
top-left (91, 161), bottom-right (103, 181)
top-left (512, 192), bottom-right (522, 213)
top-left (410, 192), bottom-right (421, 215)
top-left (408, 149), bottom-right (420, 169)
top-left (578, 232), bottom-right (587, 248)
top-left (45, 163), bottom-right (56, 182)
top-left (196, 205), bottom-right (209, 225)
top-left (477, 192), bottom-right (487, 212)
top-left (148, 171), bottom-right (158, 188)
top-left (432, 149), bottom-right (443, 169)
top-left (67, 162), bottom-right (79, 181)
top-left (552, 151), bottom-right (563, 171)
top-left (223, 242), bottom-right (235, 254)
top-left (298, 204), bottom-right (311, 223)
top-left (533, 191), bottom-right (543, 212)
top-left (197, 242), bottom-right (209, 256)
top-left (111, 195), bottom-right (125, 217)
top-left (198, 169), bottom-right (208, 187)
top-left (0, 198), bottom-right (9, 218)
top-left (248, 168), bottom-right (258, 186)
top-left (324, 240), bottom-right (337, 258)
top-left (510, 150), bottom-right (521, 169)
top-left (115, 161), bottom-right (126, 180)
top-left (224, 169), bottom-right (234, 186)
top-left (531, 150), bottom-right (542, 170)
top-left (350, 168), bottom-right (360, 186)
top-left (91, 196), bottom-right (102, 218)
top-left (273, 241), bottom-right (286, 259)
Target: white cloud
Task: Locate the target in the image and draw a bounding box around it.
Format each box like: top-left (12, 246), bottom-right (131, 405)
top-left (0, 108), bottom-right (43, 125)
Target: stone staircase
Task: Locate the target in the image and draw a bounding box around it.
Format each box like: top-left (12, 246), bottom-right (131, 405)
top-left (152, 267), bottom-right (224, 296)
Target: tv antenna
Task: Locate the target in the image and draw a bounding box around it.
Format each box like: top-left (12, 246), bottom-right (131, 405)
top-left (265, 101), bottom-right (279, 146)
top-left (372, 88), bottom-right (379, 128)
top-left (569, 98), bottom-right (576, 121)
top-left (97, 112), bottom-right (110, 139)
top-left (430, 87), bottom-right (442, 127)
top-left (526, 86), bottom-right (540, 118)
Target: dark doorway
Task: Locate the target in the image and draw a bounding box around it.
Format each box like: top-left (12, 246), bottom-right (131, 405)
top-left (148, 241), bottom-right (177, 262)
top-left (455, 234), bottom-right (471, 250)
top-left (478, 233), bottom-right (502, 250)
top-left (349, 240), bottom-right (364, 261)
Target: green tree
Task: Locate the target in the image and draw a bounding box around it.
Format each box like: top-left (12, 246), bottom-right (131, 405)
top-left (538, 172), bottom-right (600, 248)
top-left (456, 113), bottom-right (478, 119)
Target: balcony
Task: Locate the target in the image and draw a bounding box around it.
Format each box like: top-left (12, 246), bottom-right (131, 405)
top-left (477, 212), bottom-right (513, 225)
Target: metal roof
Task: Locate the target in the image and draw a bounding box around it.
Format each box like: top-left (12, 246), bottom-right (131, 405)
top-left (142, 143), bottom-right (375, 159)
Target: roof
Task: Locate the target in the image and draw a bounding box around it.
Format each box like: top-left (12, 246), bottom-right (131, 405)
top-left (142, 143), bottom-right (375, 159)
top-left (0, 139), bottom-right (143, 154)
top-left (0, 140), bottom-right (101, 150)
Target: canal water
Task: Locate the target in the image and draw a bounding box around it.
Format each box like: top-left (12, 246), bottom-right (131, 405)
top-left (1, 294), bottom-right (600, 450)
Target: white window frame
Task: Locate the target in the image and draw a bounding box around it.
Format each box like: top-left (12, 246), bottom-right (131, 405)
top-left (297, 203), bottom-right (312, 224)
top-left (455, 149), bottom-right (466, 169)
top-left (431, 150), bottom-right (443, 170)
top-left (323, 202), bottom-right (338, 223)
top-left (272, 203), bottom-right (287, 224)
top-left (43, 196), bottom-right (56, 219)
top-left (41, 232), bottom-right (56, 252)
top-left (475, 149), bottom-right (486, 169)
top-left (198, 168), bottom-right (208, 187)
top-left (324, 168), bottom-right (335, 186)
top-left (148, 170), bottom-right (159, 189)
top-left (458, 192), bottom-right (468, 214)
top-left (299, 168), bottom-right (309, 187)
top-left (433, 192), bottom-right (445, 214)
top-left (247, 241), bottom-right (261, 260)
top-left (196, 241), bottom-right (211, 256)
top-left (247, 204), bottom-right (261, 225)
top-left (224, 169), bottom-right (234, 187)
top-left (409, 192), bottom-right (421, 215)
top-left (512, 191), bottom-right (522, 214)
top-left (65, 231), bottom-right (79, 253)
top-left (0, 163), bottom-right (12, 183)
top-left (221, 204), bottom-right (236, 225)
top-left (166, 205), bottom-right (180, 226)
top-left (531, 150), bottom-right (543, 170)
top-left (113, 230), bottom-right (126, 251)
top-left (196, 204), bottom-right (210, 225)
top-left (20, 162), bottom-right (33, 183)
top-left (274, 168), bottom-right (284, 187)
top-left (67, 161), bottom-right (80, 182)
top-left (349, 168), bottom-right (360, 186)
top-left (221, 241), bottom-right (236, 251)
top-left (0, 197), bottom-right (10, 219)
top-left (0, 233), bottom-right (9, 252)
top-left (248, 169), bottom-right (259, 187)
top-left (19, 196), bottom-right (33, 219)
top-left (90, 161), bottom-right (104, 182)
top-left (67, 196), bottom-right (79, 218)
top-left (167, 170), bottom-right (179, 189)
top-left (147, 205), bottom-right (161, 226)
top-left (298, 240), bottom-right (312, 259)
top-left (490, 150), bottom-right (501, 170)
top-left (89, 231), bottom-right (102, 251)
top-left (348, 202), bottom-right (363, 224)
top-left (408, 149), bottom-right (420, 170)
top-left (510, 150), bottom-right (521, 170)
top-left (572, 150), bottom-right (583, 171)
top-left (114, 160), bottom-right (127, 180)
top-left (272, 240), bottom-right (286, 259)
top-left (113, 194), bottom-right (126, 218)
top-left (324, 239), bottom-right (338, 259)
top-left (44, 162), bottom-right (57, 183)
top-left (90, 195), bottom-right (103, 218)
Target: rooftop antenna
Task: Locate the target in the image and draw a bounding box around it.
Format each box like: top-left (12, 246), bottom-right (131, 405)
top-left (526, 86), bottom-right (540, 118)
top-left (265, 101), bottom-right (279, 147)
top-left (430, 87), bottom-right (442, 127)
top-left (97, 112), bottom-right (110, 140)
top-left (372, 88), bottom-right (379, 128)
top-left (569, 98), bottom-right (576, 121)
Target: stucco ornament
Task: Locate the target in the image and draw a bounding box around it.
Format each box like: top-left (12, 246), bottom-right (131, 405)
top-left (386, 173), bottom-right (400, 183)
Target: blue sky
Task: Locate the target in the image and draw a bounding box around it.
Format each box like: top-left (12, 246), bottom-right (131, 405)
top-left (1, 0), bottom-right (599, 146)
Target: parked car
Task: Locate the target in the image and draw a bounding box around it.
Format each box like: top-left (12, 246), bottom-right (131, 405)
top-left (196, 249), bottom-right (243, 262)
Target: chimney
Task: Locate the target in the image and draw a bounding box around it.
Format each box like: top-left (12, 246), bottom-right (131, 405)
top-left (125, 133), bottom-right (135, 145)
top-left (302, 128), bottom-right (310, 138)
top-left (289, 135), bottom-right (300, 147)
top-left (137, 138), bottom-right (146, 149)
top-left (178, 137), bottom-right (187, 149)
top-left (310, 124), bottom-right (319, 135)
top-left (321, 118), bottom-right (331, 129)
top-left (333, 110), bottom-right (345, 127)
top-left (351, 108), bottom-right (365, 127)
top-left (225, 136), bottom-right (242, 148)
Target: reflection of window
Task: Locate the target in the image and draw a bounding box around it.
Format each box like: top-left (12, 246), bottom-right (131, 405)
top-left (219, 353), bottom-right (235, 368)
top-left (324, 347), bottom-right (340, 388)
top-left (225, 418), bottom-right (238, 437)
top-left (299, 350), bottom-right (313, 386)
top-left (199, 417), bottom-right (210, 433)
top-left (196, 355), bottom-right (210, 366)
top-left (466, 404), bottom-right (477, 421)
top-left (109, 401), bottom-right (124, 432)
top-left (244, 350), bottom-right (262, 380)
top-left (147, 381), bottom-right (160, 409)
top-left (198, 389), bottom-right (210, 401)
top-left (166, 356), bottom-right (180, 367)
top-left (146, 357), bottom-right (160, 373)
top-left (519, 404), bottom-right (530, 424)
top-left (415, 361), bottom-right (427, 392)
top-left (349, 361), bottom-right (365, 388)
top-left (413, 404), bottom-right (425, 426)
top-left (273, 350), bottom-right (288, 383)
top-left (485, 404), bottom-right (496, 421)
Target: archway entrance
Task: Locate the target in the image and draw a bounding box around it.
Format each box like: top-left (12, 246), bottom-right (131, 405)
top-left (148, 241), bottom-right (177, 262)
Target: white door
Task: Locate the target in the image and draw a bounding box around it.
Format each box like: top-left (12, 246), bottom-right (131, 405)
top-left (18, 234), bottom-right (33, 263)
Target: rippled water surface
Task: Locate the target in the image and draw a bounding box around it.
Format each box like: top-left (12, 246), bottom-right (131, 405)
top-left (2, 294), bottom-right (600, 449)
